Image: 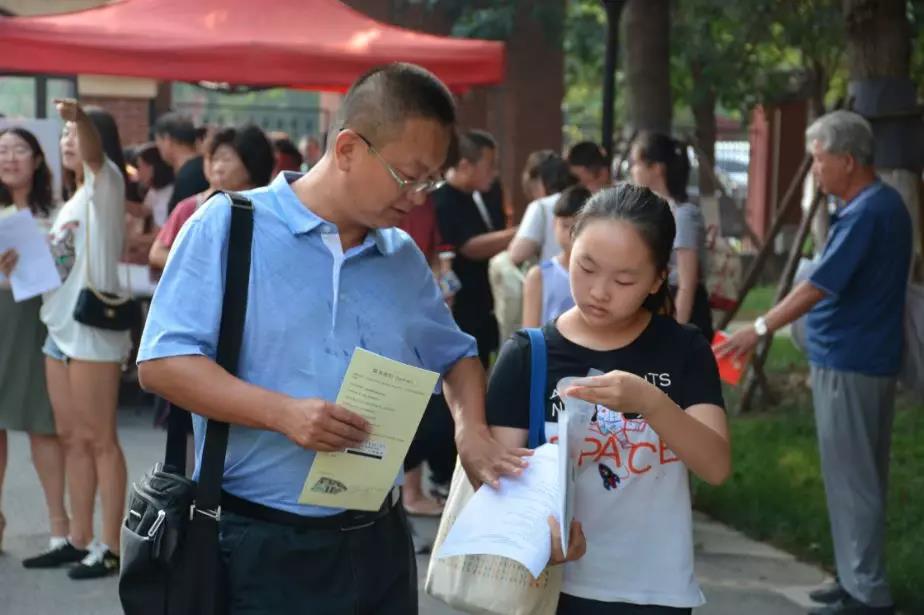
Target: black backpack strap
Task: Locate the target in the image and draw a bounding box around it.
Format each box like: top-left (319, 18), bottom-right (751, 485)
top-left (195, 190), bottom-right (253, 518)
top-left (181, 191), bottom-right (253, 615)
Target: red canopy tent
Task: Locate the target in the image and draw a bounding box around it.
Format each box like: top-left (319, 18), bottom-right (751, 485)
top-left (0, 0), bottom-right (504, 91)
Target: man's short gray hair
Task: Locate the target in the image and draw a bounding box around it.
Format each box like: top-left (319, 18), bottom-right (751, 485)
top-left (805, 110), bottom-right (874, 166)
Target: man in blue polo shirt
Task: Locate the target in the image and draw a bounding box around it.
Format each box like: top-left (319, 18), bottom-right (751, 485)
top-left (137, 64), bottom-right (529, 614)
top-left (719, 110), bottom-right (911, 615)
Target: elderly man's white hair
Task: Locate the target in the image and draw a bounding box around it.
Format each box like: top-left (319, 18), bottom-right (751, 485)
top-left (805, 110), bottom-right (875, 166)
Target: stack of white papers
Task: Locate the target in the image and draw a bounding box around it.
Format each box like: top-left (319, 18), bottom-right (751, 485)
top-left (0, 209), bottom-right (60, 301)
top-left (437, 381), bottom-right (595, 577)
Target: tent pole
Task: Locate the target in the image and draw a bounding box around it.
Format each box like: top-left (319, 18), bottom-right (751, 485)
top-left (739, 188), bottom-right (825, 413)
top-left (35, 75), bottom-right (47, 119)
top-left (716, 153), bottom-right (812, 331)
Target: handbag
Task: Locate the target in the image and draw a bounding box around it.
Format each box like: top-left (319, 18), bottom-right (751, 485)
top-left (488, 251), bottom-right (527, 344)
top-left (425, 327), bottom-right (563, 615)
top-left (73, 192), bottom-right (141, 331)
top-left (118, 192), bottom-right (253, 615)
top-left (704, 224), bottom-right (742, 312)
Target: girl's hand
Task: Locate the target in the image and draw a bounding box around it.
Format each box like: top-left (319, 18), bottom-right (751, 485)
top-left (563, 370), bottom-right (662, 415)
top-left (54, 98), bottom-right (85, 123)
top-left (548, 517), bottom-right (586, 566)
top-left (0, 249), bottom-right (19, 277)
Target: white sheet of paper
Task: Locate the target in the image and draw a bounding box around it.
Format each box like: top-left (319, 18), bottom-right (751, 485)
top-left (556, 377), bottom-right (596, 554)
top-left (0, 209), bottom-right (60, 301)
top-left (437, 443), bottom-right (560, 578)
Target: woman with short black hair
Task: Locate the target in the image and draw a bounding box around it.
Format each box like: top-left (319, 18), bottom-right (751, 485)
top-left (148, 124), bottom-right (274, 270)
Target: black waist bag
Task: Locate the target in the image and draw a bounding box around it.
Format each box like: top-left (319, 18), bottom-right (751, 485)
top-left (74, 288), bottom-right (142, 331)
top-left (119, 192), bottom-right (253, 615)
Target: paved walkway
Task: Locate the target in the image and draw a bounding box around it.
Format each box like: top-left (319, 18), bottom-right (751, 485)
top-left (0, 403), bottom-right (830, 614)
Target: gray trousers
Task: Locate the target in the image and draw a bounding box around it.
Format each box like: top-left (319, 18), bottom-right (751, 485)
top-left (811, 366), bottom-right (896, 607)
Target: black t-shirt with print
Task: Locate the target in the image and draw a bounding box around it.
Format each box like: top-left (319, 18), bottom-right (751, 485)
top-left (486, 315), bottom-right (725, 430)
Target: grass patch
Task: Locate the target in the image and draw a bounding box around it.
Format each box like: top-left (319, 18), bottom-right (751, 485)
top-left (764, 335), bottom-right (808, 373)
top-left (697, 344), bottom-right (924, 612)
top-left (736, 284), bottom-right (777, 321)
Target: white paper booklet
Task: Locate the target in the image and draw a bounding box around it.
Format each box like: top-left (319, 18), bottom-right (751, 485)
top-left (437, 379), bottom-right (595, 578)
top-left (555, 377), bottom-right (596, 554)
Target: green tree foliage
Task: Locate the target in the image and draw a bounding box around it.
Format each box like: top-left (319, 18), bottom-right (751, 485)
top-left (671, 0), bottom-right (766, 120)
top-left (909, 0), bottom-right (924, 98)
top-left (563, 0), bottom-right (609, 143)
top-left (561, 0), bottom-right (843, 146)
top-left (759, 0), bottom-right (845, 114)
top-left (423, 0), bottom-right (591, 143)
top-left (427, 1), bottom-right (921, 144)
top-left (671, 0), bottom-right (845, 122)
top-left (424, 0), bottom-right (564, 42)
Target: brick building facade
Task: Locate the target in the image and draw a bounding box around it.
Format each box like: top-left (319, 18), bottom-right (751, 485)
top-left (80, 95), bottom-right (150, 146)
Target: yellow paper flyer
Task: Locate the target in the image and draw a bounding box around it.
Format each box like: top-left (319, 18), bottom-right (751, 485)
top-left (298, 347), bottom-right (439, 511)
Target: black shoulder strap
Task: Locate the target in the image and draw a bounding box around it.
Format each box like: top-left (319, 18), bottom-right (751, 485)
top-left (163, 192), bottom-right (253, 497)
top-left (195, 191), bottom-right (253, 516)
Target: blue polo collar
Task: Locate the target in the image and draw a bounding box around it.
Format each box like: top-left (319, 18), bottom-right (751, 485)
top-left (269, 171), bottom-right (395, 255)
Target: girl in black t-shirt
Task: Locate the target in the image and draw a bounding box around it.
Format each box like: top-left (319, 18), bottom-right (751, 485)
top-left (487, 183), bottom-right (730, 615)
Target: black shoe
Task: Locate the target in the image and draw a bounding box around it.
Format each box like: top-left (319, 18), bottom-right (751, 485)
top-left (67, 547), bottom-right (119, 580)
top-left (22, 541), bottom-right (88, 569)
top-left (810, 581), bottom-right (848, 604)
top-left (808, 593), bottom-right (895, 615)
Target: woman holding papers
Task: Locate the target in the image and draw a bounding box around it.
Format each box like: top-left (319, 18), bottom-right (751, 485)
top-left (487, 183), bottom-right (731, 614)
top-left (0, 127), bottom-right (66, 555)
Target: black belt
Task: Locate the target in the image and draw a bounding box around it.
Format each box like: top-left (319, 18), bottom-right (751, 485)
top-left (220, 487), bottom-right (401, 532)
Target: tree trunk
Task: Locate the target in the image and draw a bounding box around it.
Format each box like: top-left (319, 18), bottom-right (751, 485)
top-left (843, 0), bottom-right (910, 80)
top-left (805, 59), bottom-right (829, 255)
top-left (843, 0), bottom-right (923, 277)
top-left (345, 0), bottom-right (565, 221)
top-left (690, 61), bottom-right (717, 197)
top-left (807, 59), bottom-right (828, 120)
top-left (621, 0), bottom-right (672, 134)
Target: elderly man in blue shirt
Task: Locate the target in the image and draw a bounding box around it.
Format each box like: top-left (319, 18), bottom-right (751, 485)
top-left (719, 110), bottom-right (911, 615)
top-left (137, 63), bottom-right (530, 615)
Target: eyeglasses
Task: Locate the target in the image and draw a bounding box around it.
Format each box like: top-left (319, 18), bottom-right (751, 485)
top-left (0, 145), bottom-right (32, 160)
top-left (351, 131), bottom-right (445, 194)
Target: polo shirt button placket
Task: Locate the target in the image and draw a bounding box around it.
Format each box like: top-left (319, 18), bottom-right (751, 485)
top-left (320, 230), bottom-right (345, 332)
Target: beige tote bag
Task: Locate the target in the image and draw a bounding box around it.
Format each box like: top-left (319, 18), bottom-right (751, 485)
top-left (424, 458), bottom-right (562, 615)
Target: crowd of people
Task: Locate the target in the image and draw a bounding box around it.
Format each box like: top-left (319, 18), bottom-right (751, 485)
top-left (0, 61), bottom-right (911, 615)
top-left (0, 98), bottom-right (325, 580)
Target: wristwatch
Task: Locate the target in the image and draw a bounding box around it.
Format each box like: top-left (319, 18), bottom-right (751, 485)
top-left (754, 316), bottom-right (769, 337)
